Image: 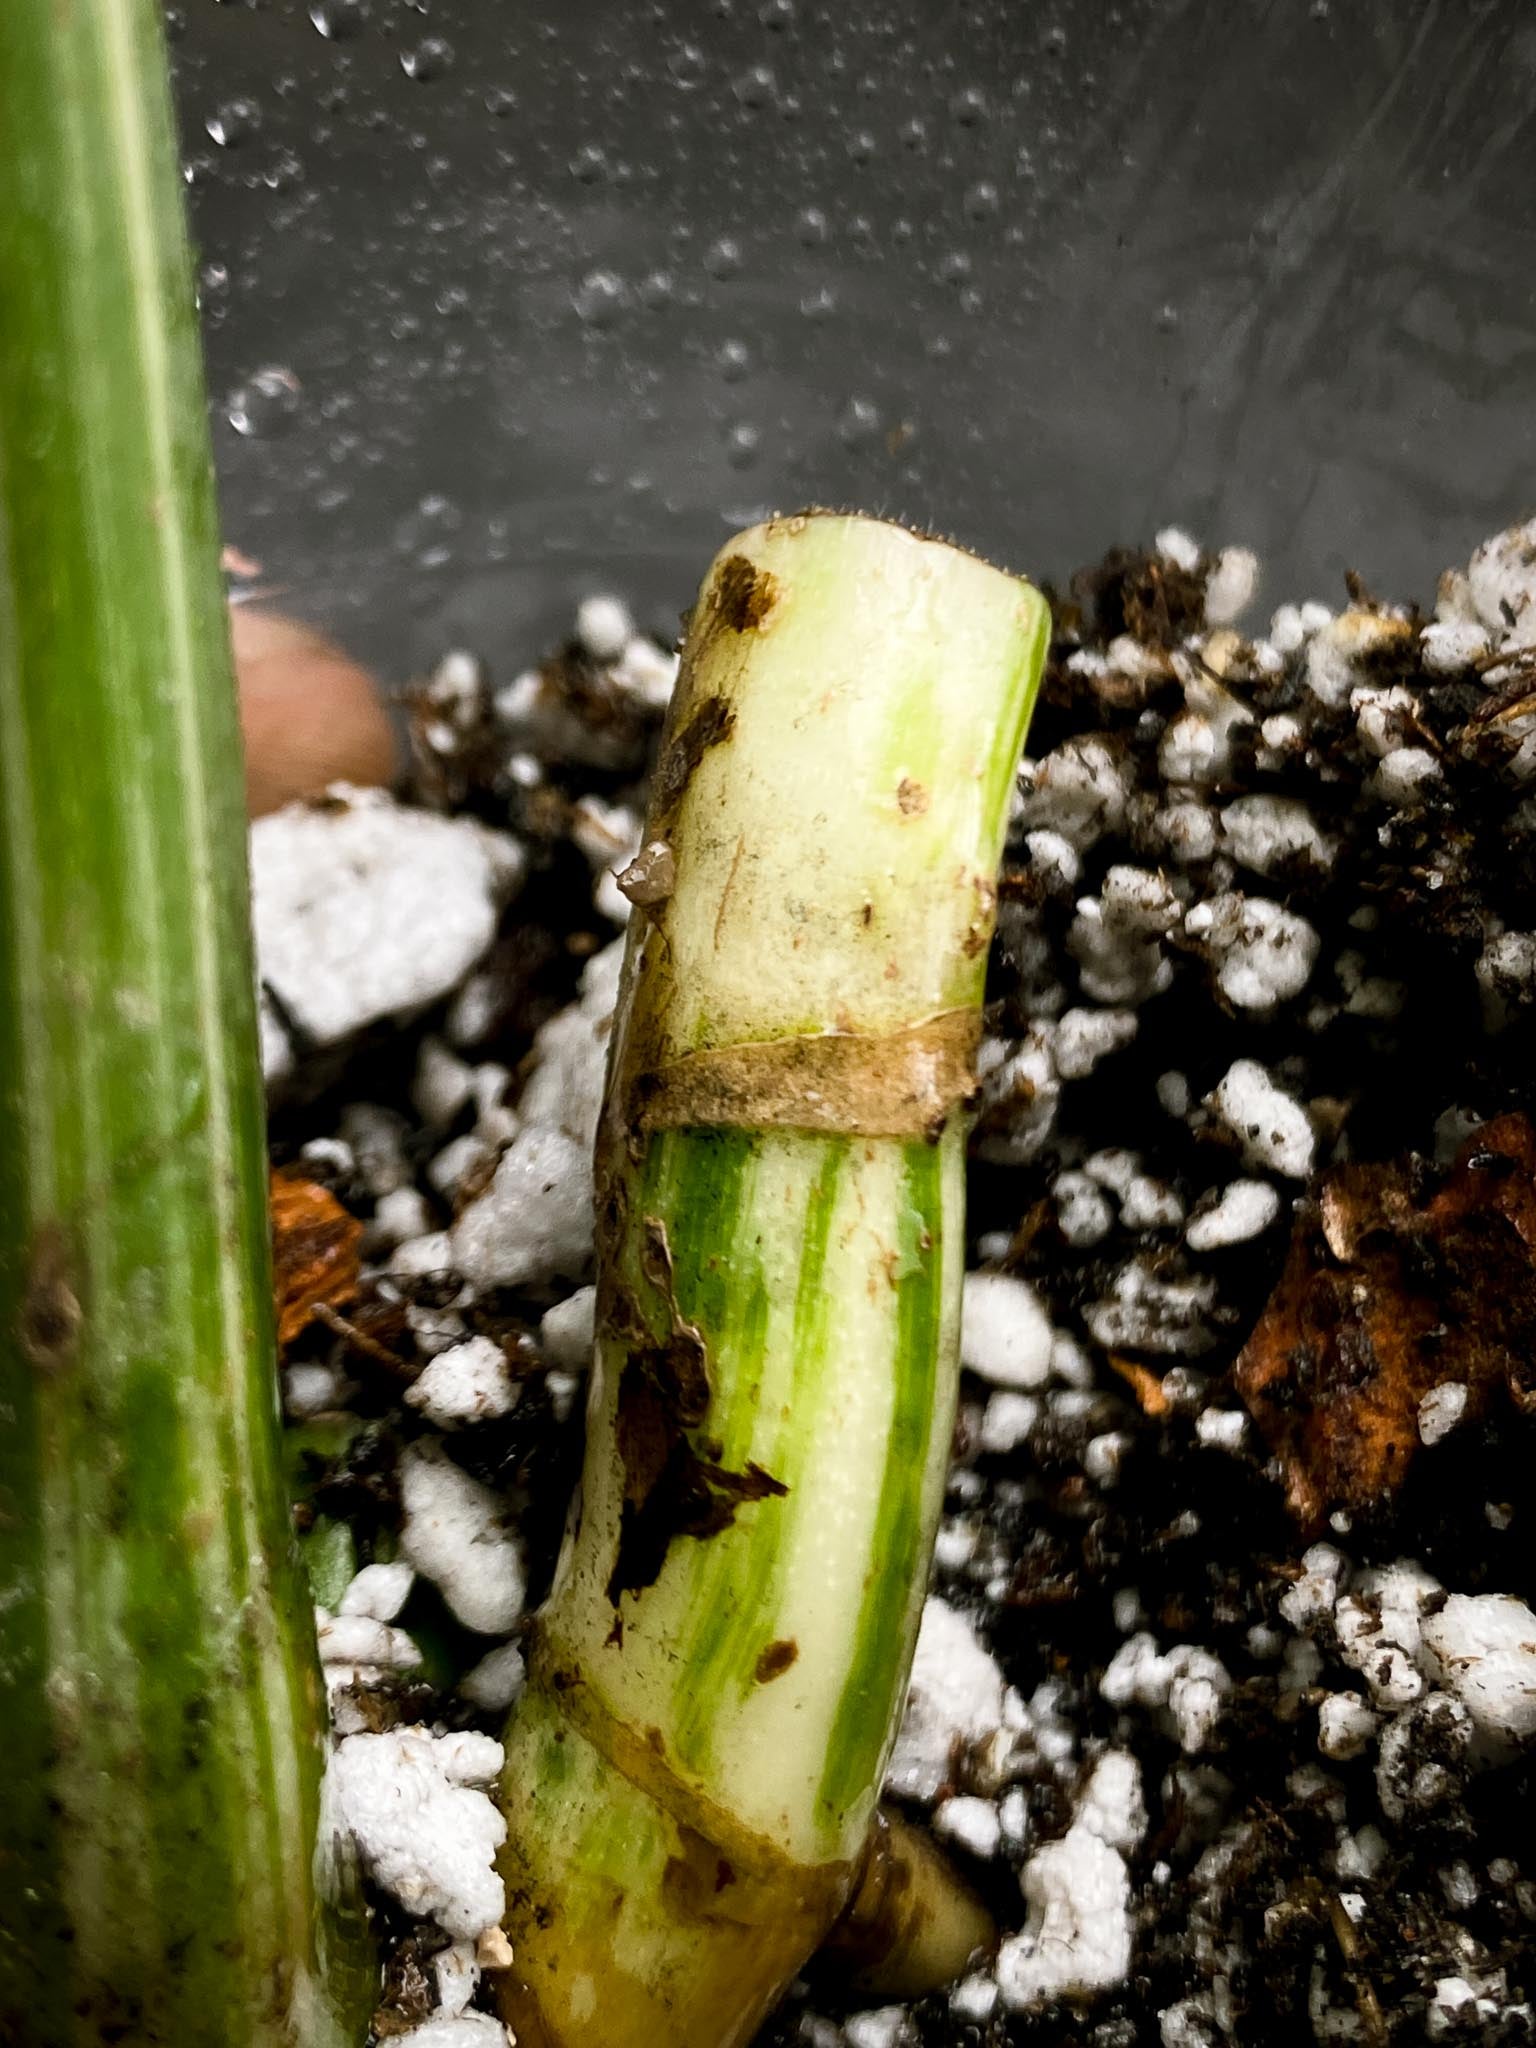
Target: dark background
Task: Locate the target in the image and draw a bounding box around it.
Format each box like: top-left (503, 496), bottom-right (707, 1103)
top-left (171, 0), bottom-right (1536, 683)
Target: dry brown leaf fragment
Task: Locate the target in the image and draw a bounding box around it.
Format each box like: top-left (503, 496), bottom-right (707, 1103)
top-left (270, 1166), bottom-right (363, 1353)
top-left (1235, 1114), bottom-right (1536, 1530)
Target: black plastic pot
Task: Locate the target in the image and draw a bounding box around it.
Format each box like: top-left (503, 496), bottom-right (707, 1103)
top-left (174, 0), bottom-right (1536, 684)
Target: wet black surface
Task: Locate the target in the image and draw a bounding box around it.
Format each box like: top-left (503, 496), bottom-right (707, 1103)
top-left (174, 0), bottom-right (1536, 685)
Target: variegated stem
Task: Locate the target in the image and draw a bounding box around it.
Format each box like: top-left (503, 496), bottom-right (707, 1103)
top-left (0, 1), bottom-right (371, 2040)
top-left (496, 514), bottom-right (1048, 2047)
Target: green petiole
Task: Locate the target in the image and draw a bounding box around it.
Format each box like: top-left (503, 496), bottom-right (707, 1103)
top-left (0, 2), bottom-right (371, 2040)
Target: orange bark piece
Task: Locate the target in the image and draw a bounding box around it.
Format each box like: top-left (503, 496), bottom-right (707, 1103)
top-left (1109, 1353), bottom-right (1173, 1418)
top-left (1235, 1114), bottom-right (1536, 1530)
top-left (270, 1166), bottom-right (363, 1353)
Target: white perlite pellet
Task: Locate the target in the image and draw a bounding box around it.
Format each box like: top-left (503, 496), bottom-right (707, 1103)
top-left (1203, 546), bottom-right (1258, 626)
top-left (1053, 1170), bottom-right (1114, 1248)
top-left (324, 1727), bottom-right (506, 1939)
top-left (886, 1598), bottom-right (1006, 1803)
top-left (996, 1825), bottom-right (1130, 2008)
top-left (1101, 1633), bottom-right (1231, 1752)
top-left (1053, 1005), bottom-right (1138, 1079)
top-left (1466, 516), bottom-right (1536, 637)
top-left (995, 1753), bottom-right (1144, 2009)
top-left (979, 1391), bottom-right (1040, 1456)
top-left (1334, 1560), bottom-right (1441, 1709)
top-left (1317, 1692), bottom-right (1378, 1762)
top-left (449, 1124), bottom-right (592, 1292)
top-left (1220, 794), bottom-right (1333, 876)
top-left (539, 1286), bottom-right (597, 1371)
top-left (933, 1795), bottom-right (1002, 1859)
top-left (1155, 525), bottom-right (1203, 573)
top-left (1208, 1060), bottom-right (1316, 1179)
top-left (949, 1973), bottom-right (999, 2022)
top-left (1419, 1593), bottom-right (1536, 1760)
top-left (959, 1272), bottom-right (1055, 1389)
top-left (844, 2008), bottom-right (913, 2048)
top-left (432, 1940), bottom-right (480, 2019)
top-left (406, 1336), bottom-right (520, 1430)
top-left (574, 592), bottom-right (634, 661)
top-left (1418, 1381), bottom-right (1469, 1446)
top-left (396, 2014), bottom-right (511, 2047)
top-left (252, 790), bottom-right (523, 1052)
top-left (339, 1560), bottom-right (415, 1622)
top-left (1185, 893), bottom-right (1320, 1011)
top-left (1185, 1178), bottom-right (1281, 1251)
top-left (1084, 1260), bottom-right (1217, 1356)
top-left (459, 1640), bottom-right (528, 1714)
top-left (1017, 735), bottom-right (1131, 853)
top-left (398, 1440), bottom-right (524, 1636)
top-left (315, 1611), bottom-right (421, 1674)
top-left (1278, 1543), bottom-right (1348, 1631)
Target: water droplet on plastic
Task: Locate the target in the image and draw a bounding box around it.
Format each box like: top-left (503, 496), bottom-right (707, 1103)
top-left (846, 129), bottom-right (876, 165)
top-left (668, 42), bottom-right (705, 88)
top-left (570, 143), bottom-right (608, 183)
top-left (574, 269), bottom-right (628, 327)
top-left (799, 285), bottom-right (836, 319)
top-left (227, 366), bottom-right (302, 439)
top-left (964, 180), bottom-right (999, 220)
top-left (837, 395), bottom-right (881, 448)
top-left (1155, 302), bottom-right (1179, 332)
top-left (717, 339), bottom-right (752, 382)
top-left (1044, 23), bottom-right (1068, 54)
top-left (938, 250), bottom-right (973, 287)
top-left (400, 37), bottom-right (454, 81)
top-left (205, 97), bottom-right (260, 147)
top-left (900, 117), bottom-right (928, 152)
top-left (638, 269), bottom-right (675, 308)
top-left (704, 236), bottom-right (743, 279)
top-left (436, 284), bottom-right (470, 318)
top-left (724, 420), bottom-right (760, 469)
top-left (733, 64), bottom-right (776, 108)
top-left (484, 87), bottom-right (516, 116)
top-left (950, 85), bottom-right (988, 125)
top-left (758, 0), bottom-right (794, 24)
top-left (309, 0), bottom-right (368, 37)
top-left (395, 492), bottom-right (463, 571)
top-left (795, 205), bottom-right (828, 247)
top-left (261, 148), bottom-right (304, 192)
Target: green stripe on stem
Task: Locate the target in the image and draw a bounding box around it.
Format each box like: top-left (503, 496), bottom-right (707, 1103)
top-left (0, 2), bottom-right (371, 2040)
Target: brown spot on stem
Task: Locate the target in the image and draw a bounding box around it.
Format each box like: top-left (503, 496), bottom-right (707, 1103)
top-left (607, 1215), bottom-right (787, 1601)
top-left (650, 695), bottom-right (737, 821)
top-left (607, 1371), bottom-right (787, 1603)
top-left (754, 1638), bottom-right (799, 1683)
top-left (961, 877), bottom-right (997, 958)
top-left (896, 777), bottom-right (929, 816)
top-left (711, 554), bottom-right (779, 632)
top-left (19, 1223), bottom-right (82, 1374)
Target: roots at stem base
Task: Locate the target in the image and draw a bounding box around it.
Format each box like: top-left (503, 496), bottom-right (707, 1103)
top-left (821, 1806), bottom-right (996, 2000)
